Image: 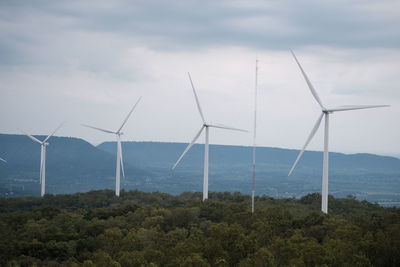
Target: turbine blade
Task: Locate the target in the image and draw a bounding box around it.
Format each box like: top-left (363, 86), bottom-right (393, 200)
top-left (81, 124), bottom-right (116, 134)
top-left (119, 140), bottom-right (125, 179)
top-left (118, 97), bottom-right (142, 133)
top-left (288, 112), bottom-right (324, 176)
top-left (188, 72), bottom-right (206, 123)
top-left (208, 123), bottom-right (248, 132)
top-left (43, 122), bottom-right (65, 143)
top-left (19, 129), bottom-right (43, 144)
top-left (172, 125), bottom-right (205, 169)
top-left (290, 50), bottom-right (325, 109)
top-left (0, 157), bottom-right (6, 163)
top-left (326, 105), bottom-right (390, 112)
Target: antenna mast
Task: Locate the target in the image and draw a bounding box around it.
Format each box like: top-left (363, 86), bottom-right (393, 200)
top-left (252, 57), bottom-right (258, 213)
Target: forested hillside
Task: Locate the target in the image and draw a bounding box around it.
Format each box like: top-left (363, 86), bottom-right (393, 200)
top-left (0, 190), bottom-right (399, 266)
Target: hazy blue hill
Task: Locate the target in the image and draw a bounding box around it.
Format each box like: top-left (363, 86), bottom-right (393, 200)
top-left (99, 141), bottom-right (400, 171)
top-left (99, 141), bottom-right (400, 202)
top-left (1, 135), bottom-right (399, 202)
top-left (0, 134), bottom-right (150, 196)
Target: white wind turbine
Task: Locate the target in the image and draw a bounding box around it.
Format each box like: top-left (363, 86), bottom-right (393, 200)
top-left (82, 97), bottom-right (141, 197)
top-left (0, 157), bottom-right (6, 163)
top-left (21, 123), bottom-right (64, 197)
top-left (172, 73), bottom-right (247, 201)
top-left (288, 50), bottom-right (389, 214)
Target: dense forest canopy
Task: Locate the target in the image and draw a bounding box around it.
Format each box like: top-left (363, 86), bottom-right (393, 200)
top-left (0, 190), bottom-right (399, 266)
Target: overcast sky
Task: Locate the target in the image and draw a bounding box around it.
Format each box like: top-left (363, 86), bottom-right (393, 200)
top-left (0, 0), bottom-right (399, 156)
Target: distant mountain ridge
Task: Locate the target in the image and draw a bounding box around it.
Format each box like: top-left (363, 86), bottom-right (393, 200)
top-left (98, 141), bottom-right (400, 172)
top-left (1, 135), bottom-right (399, 202)
top-left (0, 134), bottom-right (149, 196)
top-left (98, 141), bottom-right (400, 202)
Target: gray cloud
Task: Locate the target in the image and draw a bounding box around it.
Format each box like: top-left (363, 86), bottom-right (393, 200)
top-left (0, 0), bottom-right (397, 83)
top-left (63, 0), bottom-right (400, 50)
top-left (1, 0), bottom-right (399, 79)
top-left (1, 0), bottom-right (399, 57)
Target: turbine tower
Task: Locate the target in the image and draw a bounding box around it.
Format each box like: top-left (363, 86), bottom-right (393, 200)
top-left (251, 58), bottom-right (259, 213)
top-left (21, 123), bottom-right (64, 197)
top-left (288, 50), bottom-right (389, 214)
top-left (172, 73), bottom-right (247, 201)
top-left (0, 157), bottom-right (6, 163)
top-left (83, 97), bottom-right (141, 197)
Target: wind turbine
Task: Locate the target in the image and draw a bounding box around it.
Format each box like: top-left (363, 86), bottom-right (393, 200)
top-left (82, 97), bottom-right (141, 197)
top-left (21, 123), bottom-right (64, 197)
top-left (0, 157), bottom-right (6, 163)
top-left (288, 50), bottom-right (389, 214)
top-left (172, 73), bottom-right (247, 201)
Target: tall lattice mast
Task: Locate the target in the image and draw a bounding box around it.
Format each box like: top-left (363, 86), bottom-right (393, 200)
top-left (252, 58), bottom-right (259, 213)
